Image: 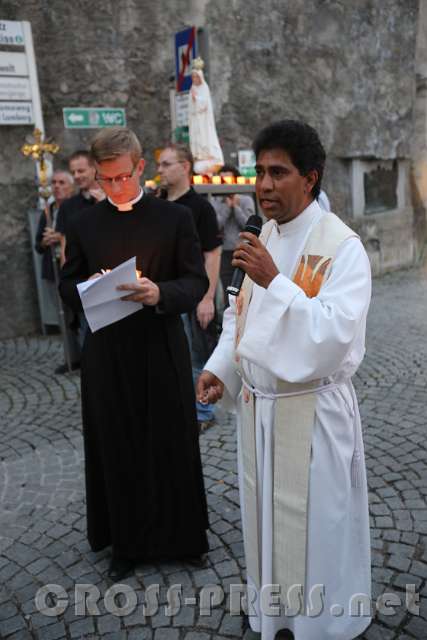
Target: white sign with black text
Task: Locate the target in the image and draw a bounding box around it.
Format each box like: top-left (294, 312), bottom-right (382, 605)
top-left (0, 76), bottom-right (31, 100)
top-left (0, 20), bottom-right (25, 46)
top-left (175, 92), bottom-right (189, 128)
top-left (0, 101), bottom-right (34, 125)
top-left (0, 51), bottom-right (29, 76)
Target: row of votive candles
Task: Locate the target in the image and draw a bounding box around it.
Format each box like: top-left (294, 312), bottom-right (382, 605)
top-left (192, 175), bottom-right (256, 185)
top-left (144, 176), bottom-right (257, 188)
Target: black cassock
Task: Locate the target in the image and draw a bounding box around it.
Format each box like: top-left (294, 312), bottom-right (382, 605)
top-left (59, 195), bottom-right (210, 561)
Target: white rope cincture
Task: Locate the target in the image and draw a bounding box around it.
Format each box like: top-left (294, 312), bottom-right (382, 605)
top-left (241, 377), bottom-right (362, 488)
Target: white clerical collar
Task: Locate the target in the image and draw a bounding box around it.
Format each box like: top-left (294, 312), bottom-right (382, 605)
top-left (276, 199), bottom-right (322, 236)
top-left (108, 188), bottom-right (143, 212)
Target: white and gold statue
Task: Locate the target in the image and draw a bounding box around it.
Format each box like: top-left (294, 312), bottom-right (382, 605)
top-left (188, 57), bottom-right (224, 174)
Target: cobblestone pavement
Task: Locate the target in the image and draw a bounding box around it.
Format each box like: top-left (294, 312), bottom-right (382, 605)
top-left (1, 264), bottom-right (427, 640)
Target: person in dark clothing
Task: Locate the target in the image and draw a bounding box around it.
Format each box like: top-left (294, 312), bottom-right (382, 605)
top-left (158, 143), bottom-right (222, 429)
top-left (55, 151), bottom-right (105, 373)
top-left (57, 150), bottom-right (105, 264)
top-left (35, 170), bottom-right (74, 282)
top-left (59, 127), bottom-right (209, 581)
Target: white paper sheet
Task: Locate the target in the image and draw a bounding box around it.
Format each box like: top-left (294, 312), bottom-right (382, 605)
top-left (77, 257), bottom-right (142, 332)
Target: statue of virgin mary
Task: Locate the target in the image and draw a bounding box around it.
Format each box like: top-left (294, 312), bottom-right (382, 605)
top-left (188, 58), bottom-right (224, 175)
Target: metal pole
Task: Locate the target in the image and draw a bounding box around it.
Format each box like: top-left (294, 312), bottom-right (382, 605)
top-left (43, 202), bottom-right (72, 372)
top-left (169, 88), bottom-right (177, 142)
top-left (51, 247), bottom-right (73, 373)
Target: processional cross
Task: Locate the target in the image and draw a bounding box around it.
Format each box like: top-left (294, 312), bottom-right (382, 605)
top-left (20, 128), bottom-right (73, 370)
top-left (21, 128), bottom-right (60, 215)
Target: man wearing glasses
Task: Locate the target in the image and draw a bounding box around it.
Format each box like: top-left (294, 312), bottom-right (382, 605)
top-left (59, 127), bottom-right (209, 581)
top-left (158, 144), bottom-right (222, 431)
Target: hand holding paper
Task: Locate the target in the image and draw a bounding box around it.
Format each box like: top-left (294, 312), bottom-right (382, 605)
top-left (117, 277), bottom-right (160, 306)
top-left (77, 257), bottom-right (142, 332)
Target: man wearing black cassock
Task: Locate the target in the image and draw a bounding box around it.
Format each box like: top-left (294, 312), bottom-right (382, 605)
top-left (59, 127), bottom-right (209, 581)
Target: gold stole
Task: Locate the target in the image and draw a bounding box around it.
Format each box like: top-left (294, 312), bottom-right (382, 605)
top-left (236, 212), bottom-right (357, 607)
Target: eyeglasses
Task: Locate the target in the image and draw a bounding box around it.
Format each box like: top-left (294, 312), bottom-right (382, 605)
top-left (96, 166), bottom-right (137, 185)
top-left (157, 161), bottom-right (184, 169)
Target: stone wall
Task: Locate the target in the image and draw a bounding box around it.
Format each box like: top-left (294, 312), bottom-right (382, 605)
top-left (0, 0), bottom-right (420, 337)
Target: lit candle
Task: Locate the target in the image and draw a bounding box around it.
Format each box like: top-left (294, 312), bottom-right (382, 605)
top-left (223, 176), bottom-right (234, 185)
top-left (193, 175), bottom-right (204, 184)
top-left (212, 176), bottom-right (222, 184)
top-left (237, 176), bottom-right (246, 185)
top-left (144, 180), bottom-right (156, 189)
top-left (249, 176), bottom-right (257, 185)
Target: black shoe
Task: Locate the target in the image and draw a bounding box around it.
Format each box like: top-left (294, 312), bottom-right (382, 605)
top-left (55, 362), bottom-right (80, 374)
top-left (108, 557), bottom-right (135, 581)
top-left (182, 554), bottom-right (206, 568)
top-left (198, 418), bottom-right (215, 433)
top-left (274, 630), bottom-right (294, 640)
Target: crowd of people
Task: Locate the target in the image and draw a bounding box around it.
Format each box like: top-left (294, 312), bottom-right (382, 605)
top-left (35, 121), bottom-right (372, 640)
top-left (36, 140), bottom-right (257, 423)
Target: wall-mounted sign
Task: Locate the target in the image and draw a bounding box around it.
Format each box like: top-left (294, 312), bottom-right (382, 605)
top-left (175, 27), bottom-right (197, 93)
top-left (0, 76), bottom-right (31, 100)
top-left (0, 51), bottom-right (29, 76)
top-left (63, 107), bottom-right (126, 129)
top-left (0, 22), bottom-right (42, 130)
top-left (175, 92), bottom-right (189, 127)
top-left (0, 20), bottom-right (25, 46)
top-left (238, 149), bottom-right (256, 177)
top-left (0, 101), bottom-right (34, 124)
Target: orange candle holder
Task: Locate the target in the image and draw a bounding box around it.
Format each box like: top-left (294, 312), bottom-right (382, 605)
top-left (193, 175), bottom-right (204, 184)
top-left (237, 176), bottom-right (246, 185)
top-left (223, 176), bottom-right (234, 185)
top-left (212, 176), bottom-right (222, 184)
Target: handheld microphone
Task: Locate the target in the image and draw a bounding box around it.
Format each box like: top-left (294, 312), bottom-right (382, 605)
top-left (227, 214), bottom-right (263, 296)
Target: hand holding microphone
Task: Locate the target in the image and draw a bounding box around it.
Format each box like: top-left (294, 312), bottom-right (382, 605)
top-left (227, 215), bottom-right (279, 295)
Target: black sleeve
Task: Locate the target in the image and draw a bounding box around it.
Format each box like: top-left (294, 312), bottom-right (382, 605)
top-left (197, 199), bottom-right (222, 252)
top-left (35, 211), bottom-right (47, 254)
top-left (56, 201), bottom-right (67, 235)
top-left (58, 215), bottom-right (88, 313)
top-left (157, 209), bottom-right (209, 315)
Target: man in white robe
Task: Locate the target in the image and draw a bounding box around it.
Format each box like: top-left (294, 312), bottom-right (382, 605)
top-left (197, 120), bottom-right (372, 640)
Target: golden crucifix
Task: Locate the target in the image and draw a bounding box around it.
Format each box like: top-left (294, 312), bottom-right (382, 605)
top-left (21, 127), bottom-right (60, 197)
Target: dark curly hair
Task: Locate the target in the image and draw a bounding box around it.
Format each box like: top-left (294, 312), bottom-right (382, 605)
top-left (252, 120), bottom-right (325, 199)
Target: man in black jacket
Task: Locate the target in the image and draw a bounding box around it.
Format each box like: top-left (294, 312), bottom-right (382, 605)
top-left (35, 169), bottom-right (74, 282)
top-left (54, 151), bottom-right (105, 372)
top-left (57, 150), bottom-right (105, 265)
top-left (158, 144), bottom-right (222, 430)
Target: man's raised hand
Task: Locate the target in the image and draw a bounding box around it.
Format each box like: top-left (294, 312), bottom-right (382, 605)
top-left (232, 232), bottom-right (279, 289)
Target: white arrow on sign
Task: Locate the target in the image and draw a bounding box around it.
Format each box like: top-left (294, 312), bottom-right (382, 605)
top-left (68, 113), bottom-right (84, 123)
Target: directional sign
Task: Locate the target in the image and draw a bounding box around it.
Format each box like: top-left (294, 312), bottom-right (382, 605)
top-left (175, 27), bottom-right (197, 93)
top-left (0, 20), bottom-right (25, 46)
top-left (0, 101), bottom-right (34, 125)
top-left (63, 107), bottom-right (126, 129)
top-left (0, 77), bottom-right (31, 100)
top-left (0, 51), bottom-right (29, 76)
